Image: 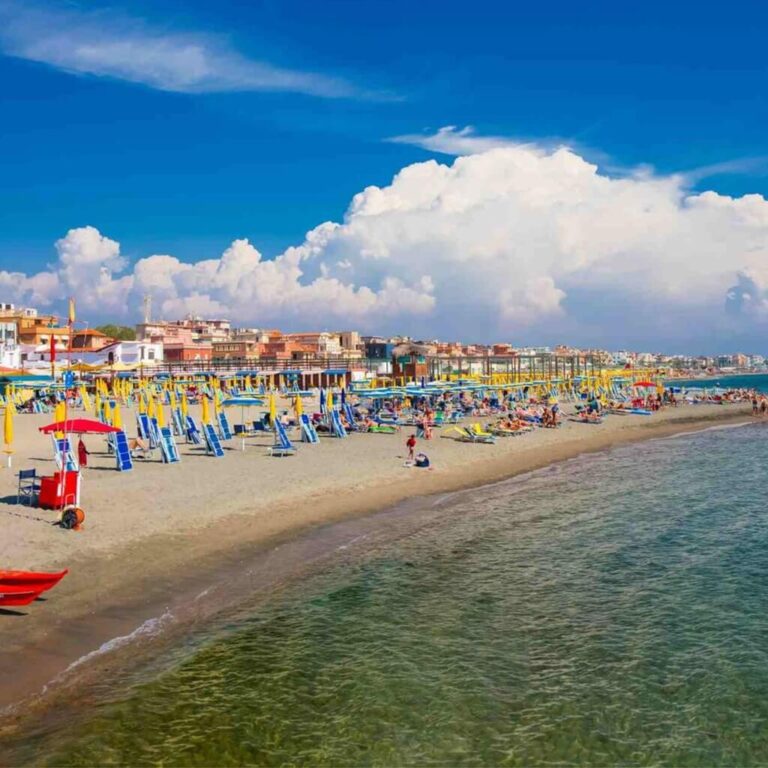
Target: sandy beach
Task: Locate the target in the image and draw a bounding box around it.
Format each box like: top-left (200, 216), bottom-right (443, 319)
top-left (0, 399), bottom-right (754, 721)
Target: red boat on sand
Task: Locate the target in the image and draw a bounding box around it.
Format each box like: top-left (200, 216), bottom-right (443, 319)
top-left (0, 569), bottom-right (68, 592)
top-left (0, 585), bottom-right (46, 607)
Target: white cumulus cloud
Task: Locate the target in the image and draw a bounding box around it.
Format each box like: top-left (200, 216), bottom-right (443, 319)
top-left (2, 145), bottom-right (768, 349)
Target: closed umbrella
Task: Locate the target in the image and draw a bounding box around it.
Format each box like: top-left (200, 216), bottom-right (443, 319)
top-left (4, 405), bottom-right (13, 467)
top-left (156, 401), bottom-right (166, 428)
top-left (294, 393), bottom-right (303, 419)
top-left (268, 392), bottom-right (276, 426)
top-left (147, 396), bottom-right (156, 420)
top-left (201, 395), bottom-right (210, 425)
top-left (112, 402), bottom-right (123, 430)
top-left (181, 391), bottom-right (189, 421)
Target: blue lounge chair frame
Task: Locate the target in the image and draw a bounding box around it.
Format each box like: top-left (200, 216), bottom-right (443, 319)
top-left (300, 414), bottom-right (319, 444)
top-left (17, 468), bottom-right (40, 505)
top-left (113, 430), bottom-right (134, 471)
top-left (269, 420), bottom-right (296, 456)
top-left (203, 423), bottom-right (225, 457)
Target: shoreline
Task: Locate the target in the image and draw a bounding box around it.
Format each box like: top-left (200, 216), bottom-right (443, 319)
top-left (0, 405), bottom-right (756, 742)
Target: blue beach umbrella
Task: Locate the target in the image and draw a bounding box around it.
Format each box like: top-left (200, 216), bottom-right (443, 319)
top-left (341, 388), bottom-right (346, 406)
top-left (319, 388), bottom-right (326, 414)
top-left (221, 397), bottom-right (265, 450)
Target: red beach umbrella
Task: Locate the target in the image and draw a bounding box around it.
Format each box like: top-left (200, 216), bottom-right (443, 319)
top-left (39, 419), bottom-right (120, 435)
top-left (632, 381), bottom-right (656, 388)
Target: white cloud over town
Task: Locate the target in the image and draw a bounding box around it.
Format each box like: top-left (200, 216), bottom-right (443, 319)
top-left (1, 144), bottom-right (767, 348)
top-left (0, 0), bottom-right (362, 98)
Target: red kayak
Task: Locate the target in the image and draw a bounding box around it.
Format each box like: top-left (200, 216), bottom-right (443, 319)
top-left (0, 569), bottom-right (68, 592)
top-left (0, 585), bottom-right (46, 607)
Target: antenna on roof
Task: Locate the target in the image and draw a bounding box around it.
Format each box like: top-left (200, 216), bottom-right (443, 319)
top-left (143, 294), bottom-right (152, 324)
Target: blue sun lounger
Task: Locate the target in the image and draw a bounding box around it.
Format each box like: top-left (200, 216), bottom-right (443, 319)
top-left (203, 423), bottom-right (225, 457)
top-left (160, 427), bottom-right (181, 463)
top-left (343, 403), bottom-right (359, 432)
top-left (330, 409), bottom-right (348, 438)
top-left (268, 420), bottom-right (296, 456)
top-left (300, 414), bottom-right (319, 444)
top-left (172, 407), bottom-right (184, 437)
top-left (185, 416), bottom-right (203, 445)
top-left (217, 411), bottom-right (233, 440)
top-left (113, 430), bottom-right (134, 471)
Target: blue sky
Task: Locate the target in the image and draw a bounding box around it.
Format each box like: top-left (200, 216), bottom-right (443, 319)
top-left (0, 0), bottom-right (767, 350)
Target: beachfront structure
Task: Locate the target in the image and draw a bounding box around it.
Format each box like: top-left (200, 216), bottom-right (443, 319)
top-left (72, 340), bottom-right (164, 368)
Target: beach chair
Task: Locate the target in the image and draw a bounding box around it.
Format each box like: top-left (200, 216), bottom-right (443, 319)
top-left (252, 415), bottom-right (269, 432)
top-left (113, 430), bottom-right (134, 472)
top-left (446, 426), bottom-right (495, 444)
top-left (300, 414), bottom-right (320, 444)
top-left (268, 420), bottom-right (296, 457)
top-left (159, 426), bottom-right (181, 463)
top-left (172, 407), bottom-right (184, 437)
top-left (149, 418), bottom-right (161, 449)
top-left (17, 469), bottom-right (40, 505)
top-left (343, 403), bottom-right (359, 432)
top-left (203, 423), bottom-right (225, 457)
top-left (185, 416), bottom-right (203, 445)
top-left (330, 409), bottom-right (348, 438)
top-left (217, 411), bottom-right (233, 440)
top-left (470, 423), bottom-right (495, 439)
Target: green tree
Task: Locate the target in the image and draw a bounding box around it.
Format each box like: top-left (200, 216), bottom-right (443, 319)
top-left (95, 324), bottom-right (137, 341)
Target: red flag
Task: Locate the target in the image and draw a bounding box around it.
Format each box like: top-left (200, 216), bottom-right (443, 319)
top-left (49, 334), bottom-right (56, 363)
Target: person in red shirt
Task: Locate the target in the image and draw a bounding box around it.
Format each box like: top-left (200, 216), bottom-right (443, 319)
top-left (406, 434), bottom-right (417, 461)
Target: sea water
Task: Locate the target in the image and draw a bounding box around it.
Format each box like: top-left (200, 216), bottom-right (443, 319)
top-left (4, 421), bottom-right (768, 766)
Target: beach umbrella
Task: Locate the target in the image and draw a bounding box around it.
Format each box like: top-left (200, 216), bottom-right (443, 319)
top-left (4, 405), bottom-right (13, 467)
top-left (156, 401), bottom-right (166, 428)
top-left (319, 389), bottom-right (326, 413)
top-left (40, 418), bottom-right (120, 435)
top-left (327, 389), bottom-right (334, 413)
top-left (103, 400), bottom-right (112, 425)
top-left (294, 393), bottom-right (303, 419)
top-left (112, 402), bottom-right (123, 431)
top-left (147, 396), bottom-right (156, 419)
top-left (340, 388), bottom-right (346, 406)
top-left (138, 396), bottom-right (146, 415)
top-left (268, 392), bottom-right (276, 426)
top-left (222, 397), bottom-right (264, 450)
top-left (181, 391), bottom-right (189, 421)
top-left (201, 394), bottom-right (210, 425)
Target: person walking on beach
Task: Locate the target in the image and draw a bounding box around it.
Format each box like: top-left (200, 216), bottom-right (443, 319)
top-left (77, 437), bottom-right (90, 468)
top-left (406, 433), bottom-right (417, 461)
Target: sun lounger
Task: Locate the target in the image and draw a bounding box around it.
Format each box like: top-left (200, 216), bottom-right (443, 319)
top-left (445, 426), bottom-right (495, 444)
top-left (172, 407), bottom-right (184, 436)
top-left (113, 430), bottom-right (134, 471)
top-left (185, 416), bottom-right (203, 445)
top-left (203, 423), bottom-right (225, 457)
top-left (217, 412), bottom-right (233, 440)
top-left (300, 414), bottom-right (319, 444)
top-left (159, 427), bottom-right (181, 463)
top-left (53, 436), bottom-right (79, 471)
top-left (268, 420), bottom-right (296, 457)
top-left (330, 409), bottom-right (348, 438)
top-left (343, 403), bottom-right (360, 431)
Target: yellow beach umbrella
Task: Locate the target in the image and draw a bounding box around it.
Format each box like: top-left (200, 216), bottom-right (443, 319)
top-left (294, 393), bottom-right (303, 418)
top-left (147, 396), bottom-right (156, 420)
top-left (112, 402), bottom-right (123, 430)
top-left (201, 394), bottom-right (210, 425)
top-left (268, 392), bottom-right (276, 426)
top-left (4, 405), bottom-right (14, 466)
top-left (103, 400), bottom-right (112, 425)
top-left (326, 389), bottom-right (334, 412)
top-left (156, 402), bottom-right (166, 428)
top-left (181, 391), bottom-right (189, 421)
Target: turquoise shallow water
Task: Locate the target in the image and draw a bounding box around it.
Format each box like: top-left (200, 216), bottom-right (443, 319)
top-left (6, 422), bottom-right (768, 766)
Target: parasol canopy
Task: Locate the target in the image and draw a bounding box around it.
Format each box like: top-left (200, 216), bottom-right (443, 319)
top-left (632, 381), bottom-right (656, 388)
top-left (40, 418), bottom-right (120, 435)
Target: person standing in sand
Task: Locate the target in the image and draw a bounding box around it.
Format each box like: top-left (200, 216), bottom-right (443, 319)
top-left (406, 434), bottom-right (417, 461)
